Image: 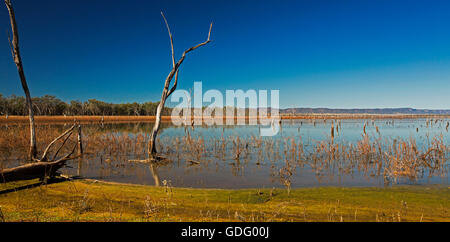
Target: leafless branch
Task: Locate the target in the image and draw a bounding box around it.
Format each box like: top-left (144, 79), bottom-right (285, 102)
top-left (164, 21), bottom-right (213, 100)
top-left (40, 124), bottom-right (76, 161)
top-left (161, 12), bottom-right (179, 99)
top-left (54, 142), bottom-right (78, 163)
top-left (166, 70), bottom-right (179, 99)
top-left (51, 130), bottom-right (74, 161)
top-left (161, 12), bottom-right (175, 67)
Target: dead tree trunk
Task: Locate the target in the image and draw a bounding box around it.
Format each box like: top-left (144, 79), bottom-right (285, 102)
top-left (4, 0), bottom-right (37, 160)
top-left (147, 12), bottom-right (212, 160)
top-left (2, 1), bottom-right (83, 182)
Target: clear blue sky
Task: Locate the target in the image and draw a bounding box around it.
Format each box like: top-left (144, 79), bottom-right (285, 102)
top-left (1, 0), bottom-right (450, 109)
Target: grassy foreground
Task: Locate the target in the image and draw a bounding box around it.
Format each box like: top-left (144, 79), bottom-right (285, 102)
top-left (0, 179), bottom-right (448, 222)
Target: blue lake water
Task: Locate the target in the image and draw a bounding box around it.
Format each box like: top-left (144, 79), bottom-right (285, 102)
top-left (48, 118), bottom-right (450, 188)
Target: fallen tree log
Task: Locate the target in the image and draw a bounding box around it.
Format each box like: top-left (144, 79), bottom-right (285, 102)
top-left (0, 160), bottom-right (68, 183)
top-left (1, 139), bottom-right (78, 183)
top-left (0, 124), bottom-right (81, 183)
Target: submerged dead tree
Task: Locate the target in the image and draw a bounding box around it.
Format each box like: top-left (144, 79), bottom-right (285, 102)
top-left (1, 0), bottom-right (82, 182)
top-left (4, 0), bottom-right (36, 160)
top-left (147, 12), bottom-right (212, 160)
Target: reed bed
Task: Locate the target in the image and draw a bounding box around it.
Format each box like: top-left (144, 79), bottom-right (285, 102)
top-left (0, 119), bottom-right (448, 189)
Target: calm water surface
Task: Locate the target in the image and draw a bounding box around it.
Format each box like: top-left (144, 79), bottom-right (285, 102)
top-left (62, 119), bottom-right (450, 188)
top-left (2, 118), bottom-right (449, 188)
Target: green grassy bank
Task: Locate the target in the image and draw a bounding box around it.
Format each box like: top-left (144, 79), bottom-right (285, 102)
top-left (0, 179), bottom-right (448, 222)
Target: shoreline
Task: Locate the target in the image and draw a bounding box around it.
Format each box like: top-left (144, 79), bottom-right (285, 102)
top-left (80, 177), bottom-right (445, 190)
top-left (1, 114), bottom-right (449, 125)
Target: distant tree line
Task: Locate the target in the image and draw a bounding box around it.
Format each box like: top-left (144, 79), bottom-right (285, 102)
top-left (0, 94), bottom-right (277, 117)
top-left (0, 94), bottom-right (172, 116)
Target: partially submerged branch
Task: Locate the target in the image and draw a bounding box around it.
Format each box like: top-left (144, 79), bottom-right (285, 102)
top-left (40, 124), bottom-right (76, 162)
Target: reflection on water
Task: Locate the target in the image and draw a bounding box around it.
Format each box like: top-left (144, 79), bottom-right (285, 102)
top-left (1, 119), bottom-right (449, 188)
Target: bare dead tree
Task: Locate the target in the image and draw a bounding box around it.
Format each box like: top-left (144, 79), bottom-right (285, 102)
top-left (1, 0), bottom-right (83, 182)
top-left (147, 12), bottom-right (212, 160)
top-left (4, 0), bottom-right (36, 160)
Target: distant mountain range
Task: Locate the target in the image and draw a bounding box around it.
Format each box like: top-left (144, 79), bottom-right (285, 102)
top-left (280, 108), bottom-right (450, 115)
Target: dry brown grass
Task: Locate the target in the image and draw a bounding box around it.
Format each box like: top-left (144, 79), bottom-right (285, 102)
top-left (2, 114), bottom-right (449, 125)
